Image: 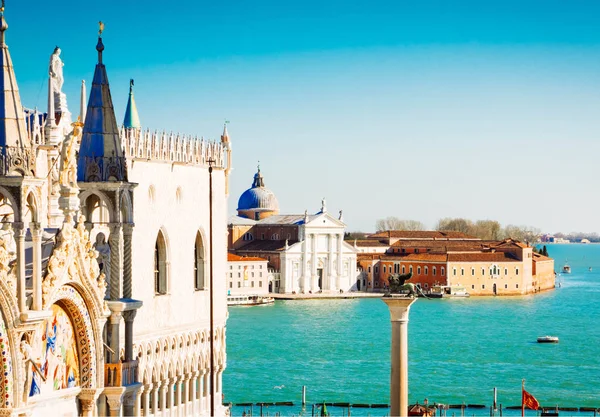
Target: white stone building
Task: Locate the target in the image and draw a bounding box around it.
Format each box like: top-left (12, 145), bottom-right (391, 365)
top-left (226, 254), bottom-right (270, 296)
top-left (228, 169), bottom-right (358, 293)
top-left (0, 12), bottom-right (230, 417)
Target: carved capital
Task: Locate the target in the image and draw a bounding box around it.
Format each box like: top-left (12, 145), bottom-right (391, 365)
top-left (123, 309), bottom-right (137, 323)
top-left (123, 223), bottom-right (134, 236)
top-left (110, 311), bottom-right (122, 325)
top-left (106, 396), bottom-right (123, 411)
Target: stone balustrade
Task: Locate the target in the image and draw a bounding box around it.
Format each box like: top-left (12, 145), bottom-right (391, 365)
top-left (104, 360), bottom-right (139, 387)
top-left (121, 127), bottom-right (225, 168)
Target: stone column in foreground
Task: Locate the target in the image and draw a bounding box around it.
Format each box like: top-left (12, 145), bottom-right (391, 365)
top-left (382, 295), bottom-right (417, 417)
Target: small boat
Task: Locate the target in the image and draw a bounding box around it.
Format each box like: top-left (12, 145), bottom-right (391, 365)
top-left (562, 264), bottom-right (571, 274)
top-left (227, 294), bottom-right (275, 306)
top-left (589, 267), bottom-right (593, 272)
top-left (428, 285), bottom-right (470, 298)
top-left (537, 336), bottom-right (559, 344)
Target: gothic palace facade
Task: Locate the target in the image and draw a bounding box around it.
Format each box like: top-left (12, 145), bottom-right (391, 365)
top-left (0, 11), bottom-right (231, 417)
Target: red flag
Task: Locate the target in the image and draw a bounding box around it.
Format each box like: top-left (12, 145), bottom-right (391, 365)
top-left (522, 389), bottom-right (540, 410)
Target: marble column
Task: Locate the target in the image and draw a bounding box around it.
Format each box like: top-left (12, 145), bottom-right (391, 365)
top-left (30, 222), bottom-right (43, 310)
top-left (136, 384), bottom-right (145, 417)
top-left (109, 311), bottom-right (122, 364)
top-left (190, 372), bottom-right (198, 416)
top-left (123, 309), bottom-right (136, 362)
top-left (328, 234), bottom-right (335, 291)
top-left (160, 381), bottom-right (167, 417)
top-left (143, 384), bottom-right (152, 416)
top-left (311, 233), bottom-right (317, 291)
top-left (302, 233), bottom-right (309, 293)
top-left (336, 233), bottom-right (343, 290)
top-left (123, 223), bottom-right (134, 299)
top-left (382, 296), bottom-right (417, 417)
top-left (152, 384), bottom-right (160, 416)
top-left (14, 223), bottom-right (27, 313)
top-left (168, 378), bottom-right (176, 415)
top-left (109, 223), bottom-right (123, 300)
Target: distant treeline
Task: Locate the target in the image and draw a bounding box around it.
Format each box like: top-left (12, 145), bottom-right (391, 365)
top-left (345, 217), bottom-right (542, 243)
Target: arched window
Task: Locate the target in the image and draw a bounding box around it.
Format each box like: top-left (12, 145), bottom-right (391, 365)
top-left (154, 230), bottom-right (168, 295)
top-left (195, 232), bottom-right (206, 290)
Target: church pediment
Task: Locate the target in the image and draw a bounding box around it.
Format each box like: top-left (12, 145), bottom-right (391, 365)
top-left (304, 213), bottom-right (345, 229)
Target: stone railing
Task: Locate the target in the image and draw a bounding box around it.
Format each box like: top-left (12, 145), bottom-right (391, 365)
top-left (104, 360), bottom-right (138, 387)
top-left (121, 127), bottom-right (225, 168)
top-left (121, 360), bottom-right (139, 386)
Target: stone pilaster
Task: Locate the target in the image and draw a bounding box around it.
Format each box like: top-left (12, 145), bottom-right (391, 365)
top-left (337, 233), bottom-right (343, 290)
top-left (30, 222), bottom-right (42, 311)
top-left (382, 296), bottom-right (417, 417)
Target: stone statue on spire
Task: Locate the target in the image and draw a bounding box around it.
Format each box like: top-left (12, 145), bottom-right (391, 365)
top-left (48, 46), bottom-right (72, 130)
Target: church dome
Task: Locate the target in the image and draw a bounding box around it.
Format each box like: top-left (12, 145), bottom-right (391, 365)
top-left (237, 167), bottom-right (279, 212)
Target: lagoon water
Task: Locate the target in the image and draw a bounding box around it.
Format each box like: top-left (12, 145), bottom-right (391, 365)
top-left (224, 244), bottom-right (600, 415)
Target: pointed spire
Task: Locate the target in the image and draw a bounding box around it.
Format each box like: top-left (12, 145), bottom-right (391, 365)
top-left (77, 24), bottom-right (126, 182)
top-left (123, 79), bottom-right (141, 129)
top-left (0, 2), bottom-right (29, 151)
top-left (221, 120), bottom-right (229, 143)
top-left (79, 79), bottom-right (86, 123)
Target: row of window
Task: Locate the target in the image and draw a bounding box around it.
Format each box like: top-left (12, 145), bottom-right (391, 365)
top-left (154, 230), bottom-right (206, 296)
top-left (473, 284), bottom-right (519, 290)
top-left (229, 265), bottom-right (264, 270)
top-left (453, 266), bottom-right (519, 276)
top-left (372, 265), bottom-right (446, 276)
top-left (229, 281), bottom-right (263, 288)
top-left (228, 272), bottom-right (264, 278)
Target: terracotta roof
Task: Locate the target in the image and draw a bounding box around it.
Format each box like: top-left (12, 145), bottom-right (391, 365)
top-left (352, 240), bottom-right (389, 247)
top-left (357, 254), bottom-right (383, 261)
top-left (234, 240), bottom-right (297, 252)
top-left (491, 239), bottom-right (529, 249)
top-left (399, 253), bottom-right (448, 262)
top-left (389, 240), bottom-right (494, 250)
top-left (368, 230), bottom-right (479, 240)
top-left (447, 252), bottom-right (519, 262)
top-left (227, 253), bottom-right (267, 262)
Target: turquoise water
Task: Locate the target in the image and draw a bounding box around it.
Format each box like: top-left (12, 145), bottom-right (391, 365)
top-left (224, 244), bottom-right (600, 415)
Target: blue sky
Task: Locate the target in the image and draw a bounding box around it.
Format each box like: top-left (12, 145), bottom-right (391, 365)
top-left (6, 1), bottom-right (600, 233)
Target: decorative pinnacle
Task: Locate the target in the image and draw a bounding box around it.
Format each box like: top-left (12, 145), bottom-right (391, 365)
top-left (0, 0), bottom-right (7, 40)
top-left (257, 160), bottom-right (260, 172)
top-left (98, 21), bottom-right (104, 37)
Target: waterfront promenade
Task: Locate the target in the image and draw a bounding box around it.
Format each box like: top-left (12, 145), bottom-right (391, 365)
top-left (224, 244), bottom-right (600, 416)
top-left (270, 292), bottom-right (383, 300)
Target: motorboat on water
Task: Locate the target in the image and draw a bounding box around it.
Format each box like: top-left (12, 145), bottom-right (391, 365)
top-left (562, 264), bottom-right (571, 274)
top-left (227, 294), bottom-right (275, 306)
top-left (428, 285), bottom-right (470, 298)
top-left (537, 336), bottom-right (559, 344)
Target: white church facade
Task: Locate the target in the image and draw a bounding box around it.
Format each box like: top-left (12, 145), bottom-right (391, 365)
top-left (228, 168), bottom-right (358, 293)
top-left (0, 10), bottom-right (230, 417)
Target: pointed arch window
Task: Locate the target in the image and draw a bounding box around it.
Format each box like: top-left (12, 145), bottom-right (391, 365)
top-left (195, 232), bottom-right (206, 290)
top-left (154, 230), bottom-right (168, 295)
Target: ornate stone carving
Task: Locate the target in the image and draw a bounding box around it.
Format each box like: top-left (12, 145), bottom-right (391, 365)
top-left (59, 120), bottom-right (83, 189)
top-left (42, 216), bottom-right (108, 309)
top-left (0, 221), bottom-right (16, 293)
